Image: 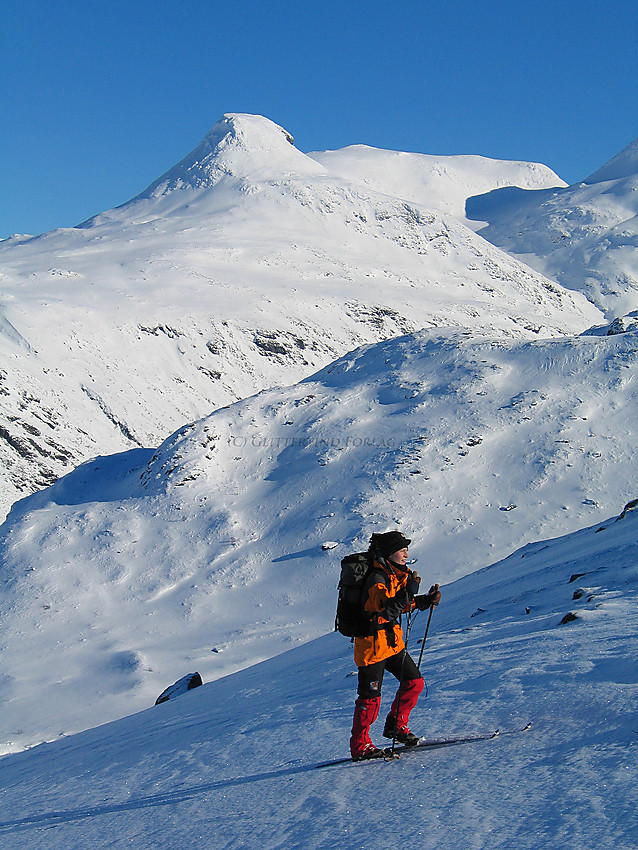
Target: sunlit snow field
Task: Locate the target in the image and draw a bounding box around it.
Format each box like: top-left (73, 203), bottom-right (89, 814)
top-left (1, 506), bottom-right (636, 848)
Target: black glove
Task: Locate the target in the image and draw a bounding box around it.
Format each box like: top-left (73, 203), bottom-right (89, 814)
top-left (406, 570), bottom-right (421, 598)
top-left (383, 589), bottom-right (409, 621)
top-left (415, 583), bottom-right (441, 610)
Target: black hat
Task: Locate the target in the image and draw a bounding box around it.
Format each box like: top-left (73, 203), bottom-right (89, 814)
top-left (369, 530), bottom-right (412, 559)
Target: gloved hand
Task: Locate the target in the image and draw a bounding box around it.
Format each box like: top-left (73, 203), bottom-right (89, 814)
top-left (415, 583), bottom-right (441, 610)
top-left (406, 571), bottom-right (421, 598)
top-left (384, 589), bottom-right (409, 621)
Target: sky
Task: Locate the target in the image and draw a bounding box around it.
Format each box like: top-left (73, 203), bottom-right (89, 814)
top-left (1, 0), bottom-right (637, 239)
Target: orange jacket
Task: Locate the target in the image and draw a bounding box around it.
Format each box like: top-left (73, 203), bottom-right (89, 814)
top-left (353, 561), bottom-right (413, 667)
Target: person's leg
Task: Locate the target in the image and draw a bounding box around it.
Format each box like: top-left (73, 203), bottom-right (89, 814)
top-left (350, 660), bottom-right (386, 759)
top-left (383, 651), bottom-right (424, 744)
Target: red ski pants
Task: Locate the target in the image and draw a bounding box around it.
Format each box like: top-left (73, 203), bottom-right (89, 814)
top-left (350, 696), bottom-right (381, 756)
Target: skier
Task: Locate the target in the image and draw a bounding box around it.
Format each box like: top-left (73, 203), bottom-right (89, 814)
top-left (349, 530), bottom-right (441, 761)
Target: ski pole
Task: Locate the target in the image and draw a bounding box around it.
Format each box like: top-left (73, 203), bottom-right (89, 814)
top-left (416, 604), bottom-right (435, 670)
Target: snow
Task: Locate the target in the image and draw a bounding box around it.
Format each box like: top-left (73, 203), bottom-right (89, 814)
top-left (309, 143), bottom-right (566, 222)
top-left (1, 113), bottom-right (638, 848)
top-left (0, 114), bottom-right (602, 521)
top-left (1, 324), bottom-right (637, 755)
top-left (1, 505), bottom-right (636, 849)
top-left (585, 137), bottom-right (638, 184)
top-left (130, 113), bottom-right (320, 198)
top-left (467, 136), bottom-right (638, 318)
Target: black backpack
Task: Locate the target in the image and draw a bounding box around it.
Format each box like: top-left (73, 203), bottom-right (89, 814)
top-left (335, 551), bottom-right (378, 638)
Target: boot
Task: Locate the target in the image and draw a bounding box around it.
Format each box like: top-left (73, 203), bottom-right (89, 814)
top-left (350, 696), bottom-right (384, 760)
top-left (383, 678), bottom-right (424, 746)
top-left (352, 742), bottom-right (387, 761)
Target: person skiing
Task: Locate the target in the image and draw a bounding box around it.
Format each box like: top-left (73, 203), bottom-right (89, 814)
top-left (349, 530), bottom-right (441, 761)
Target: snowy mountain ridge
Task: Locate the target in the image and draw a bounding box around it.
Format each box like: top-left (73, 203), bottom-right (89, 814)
top-left (309, 142), bottom-right (566, 222)
top-left (585, 136), bottom-right (638, 184)
top-left (0, 114), bottom-right (602, 521)
top-left (83, 114), bottom-right (321, 223)
top-left (468, 136), bottom-right (638, 318)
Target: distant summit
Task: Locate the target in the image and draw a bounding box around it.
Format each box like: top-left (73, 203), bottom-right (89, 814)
top-left (584, 137), bottom-right (638, 184)
top-left (132, 113), bottom-right (324, 199)
top-left (81, 113), bottom-right (571, 229)
top-left (469, 135), bottom-right (638, 316)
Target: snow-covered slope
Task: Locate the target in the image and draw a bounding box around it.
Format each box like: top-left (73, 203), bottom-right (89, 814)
top-left (1, 324), bottom-right (636, 753)
top-left (309, 144), bottom-right (566, 221)
top-left (0, 114), bottom-right (602, 521)
top-left (1, 503), bottom-right (636, 850)
top-left (467, 137), bottom-right (638, 318)
top-left (585, 137), bottom-right (638, 184)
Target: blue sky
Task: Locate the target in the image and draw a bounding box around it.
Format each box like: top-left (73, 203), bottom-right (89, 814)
top-left (2, 0), bottom-right (637, 238)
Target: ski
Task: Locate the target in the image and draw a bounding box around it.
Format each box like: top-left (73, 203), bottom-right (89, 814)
top-left (314, 722), bottom-right (531, 769)
top-left (314, 750), bottom-right (392, 769)
top-left (389, 721), bottom-right (532, 757)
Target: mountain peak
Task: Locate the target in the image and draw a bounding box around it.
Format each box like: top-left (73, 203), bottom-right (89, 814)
top-left (133, 113), bottom-right (323, 200)
top-left (584, 137), bottom-right (638, 184)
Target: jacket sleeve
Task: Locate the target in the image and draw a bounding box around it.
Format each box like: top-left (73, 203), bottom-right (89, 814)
top-left (364, 580), bottom-right (391, 616)
top-left (364, 577), bottom-right (410, 622)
